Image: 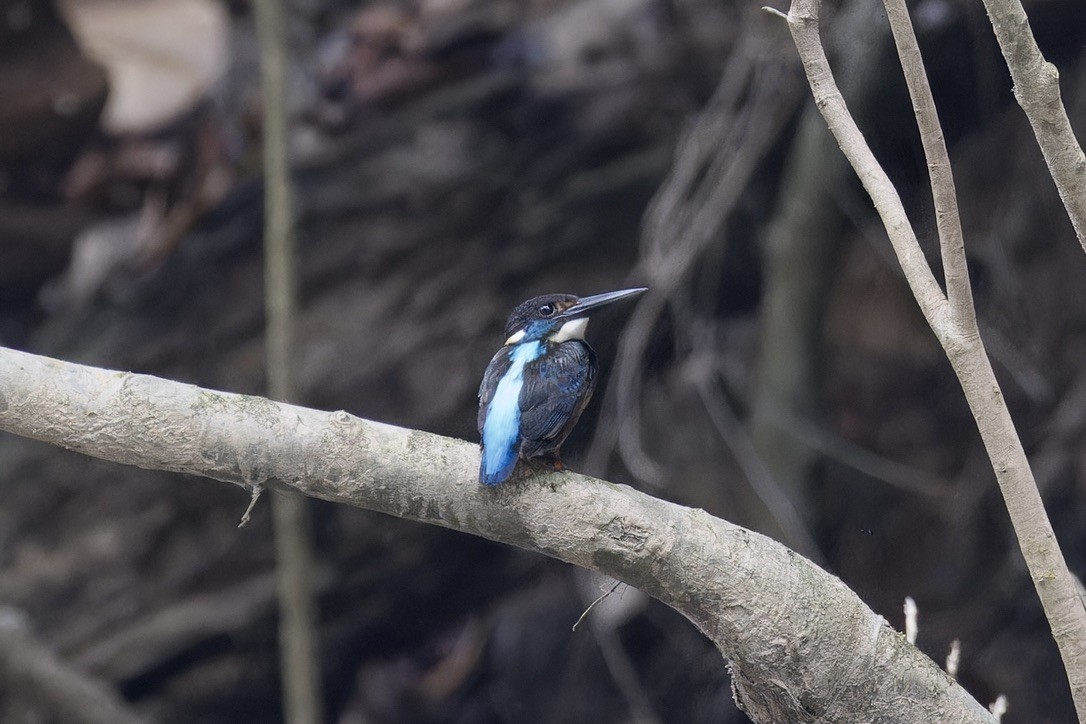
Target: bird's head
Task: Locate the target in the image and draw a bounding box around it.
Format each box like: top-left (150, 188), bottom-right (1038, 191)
top-left (502, 287), bottom-right (647, 345)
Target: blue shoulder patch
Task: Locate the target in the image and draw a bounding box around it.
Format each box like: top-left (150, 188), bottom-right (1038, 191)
top-left (480, 342), bottom-right (542, 485)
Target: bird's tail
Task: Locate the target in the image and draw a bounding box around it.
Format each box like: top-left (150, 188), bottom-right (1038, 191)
top-left (479, 444), bottom-right (518, 485)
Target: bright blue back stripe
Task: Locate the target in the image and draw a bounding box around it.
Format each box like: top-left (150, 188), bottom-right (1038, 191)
top-left (481, 342), bottom-right (542, 484)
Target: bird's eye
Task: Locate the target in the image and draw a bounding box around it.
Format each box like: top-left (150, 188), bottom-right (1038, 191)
top-left (538, 304), bottom-right (555, 317)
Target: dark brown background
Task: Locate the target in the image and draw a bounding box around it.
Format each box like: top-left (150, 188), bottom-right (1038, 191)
top-left (1, 0), bottom-right (1085, 721)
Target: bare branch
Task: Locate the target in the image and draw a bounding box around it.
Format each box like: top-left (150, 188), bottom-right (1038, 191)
top-left (782, 0), bottom-right (949, 324)
top-left (946, 639), bottom-right (961, 679)
top-left (904, 596), bottom-right (918, 645)
top-left (781, 0), bottom-right (1086, 717)
top-left (883, 0), bottom-right (974, 318)
top-left (238, 483), bottom-right (264, 527)
top-left (0, 346), bottom-right (995, 723)
top-left (981, 0), bottom-right (1086, 250)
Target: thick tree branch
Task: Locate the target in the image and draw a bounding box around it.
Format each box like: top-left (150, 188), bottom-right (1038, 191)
top-left (0, 346), bottom-right (994, 723)
top-left (981, 0), bottom-right (1086, 250)
top-left (778, 0), bottom-right (1086, 718)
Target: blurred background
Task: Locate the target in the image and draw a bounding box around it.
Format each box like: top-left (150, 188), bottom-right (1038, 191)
top-left (1, 0), bottom-right (1085, 721)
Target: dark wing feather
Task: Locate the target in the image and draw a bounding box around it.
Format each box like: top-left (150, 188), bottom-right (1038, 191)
top-left (517, 341), bottom-right (597, 458)
top-left (478, 347), bottom-right (513, 434)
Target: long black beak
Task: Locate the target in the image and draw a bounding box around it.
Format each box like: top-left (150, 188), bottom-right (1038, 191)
top-left (559, 287), bottom-right (647, 319)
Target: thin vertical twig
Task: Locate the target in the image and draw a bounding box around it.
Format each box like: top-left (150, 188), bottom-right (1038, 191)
top-left (946, 639), bottom-right (961, 679)
top-left (883, 0), bottom-right (973, 317)
top-left (903, 596), bottom-right (918, 645)
top-left (253, 2), bottom-right (324, 722)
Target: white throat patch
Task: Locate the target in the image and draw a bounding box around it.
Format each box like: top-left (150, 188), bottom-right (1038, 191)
top-left (549, 318), bottom-right (589, 343)
top-left (504, 328), bottom-right (526, 345)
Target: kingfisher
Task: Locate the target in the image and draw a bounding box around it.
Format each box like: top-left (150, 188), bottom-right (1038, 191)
top-left (477, 287), bottom-right (647, 485)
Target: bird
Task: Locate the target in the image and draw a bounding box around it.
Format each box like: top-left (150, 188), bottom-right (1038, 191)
top-left (477, 287), bottom-right (647, 485)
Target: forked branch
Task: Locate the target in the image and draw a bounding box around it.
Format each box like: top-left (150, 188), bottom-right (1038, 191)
top-left (883, 0), bottom-right (972, 317)
top-left (776, 0), bottom-right (1086, 718)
